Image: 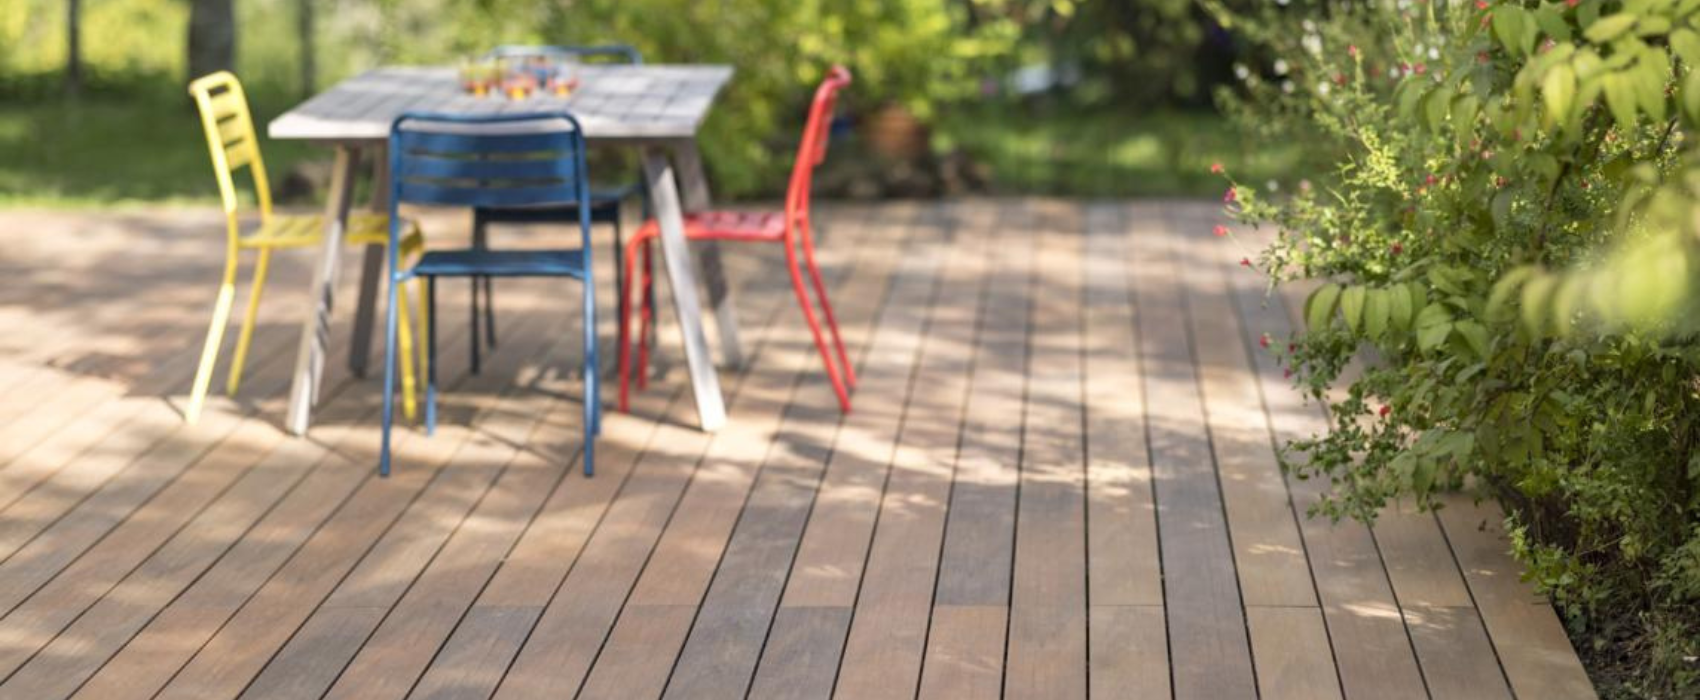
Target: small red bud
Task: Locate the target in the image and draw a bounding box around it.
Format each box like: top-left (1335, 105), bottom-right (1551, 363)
top-left (1259, 334), bottom-right (1272, 349)
top-left (1391, 242), bottom-right (1404, 255)
top-left (1239, 257), bottom-right (1253, 268)
top-left (1213, 225), bottom-right (1230, 237)
top-left (1379, 405), bottom-right (1392, 417)
top-left (1224, 187), bottom-right (1238, 203)
top-left (1210, 162), bottom-right (1225, 174)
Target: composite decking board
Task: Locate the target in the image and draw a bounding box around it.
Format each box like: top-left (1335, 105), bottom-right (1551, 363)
top-left (0, 324), bottom-right (322, 655)
top-left (1135, 202), bottom-right (1257, 698)
top-left (491, 213), bottom-right (883, 700)
top-left (659, 212), bottom-right (911, 699)
top-left (823, 203), bottom-right (993, 700)
top-left (148, 304), bottom-right (581, 700)
top-left (250, 391), bottom-right (574, 700)
top-left (1006, 201), bottom-right (1088, 699)
top-left (770, 203), bottom-right (928, 610)
top-left (1435, 494), bottom-right (1598, 700)
top-left (246, 311), bottom-right (591, 699)
top-left (1081, 203), bottom-right (1169, 699)
top-left (1404, 604), bottom-right (1515, 700)
top-left (1219, 210), bottom-right (1434, 700)
top-left (578, 212), bottom-right (894, 700)
top-left (1181, 210), bottom-right (1345, 697)
top-left (1185, 216), bottom-right (1318, 610)
top-left (916, 604), bottom-right (1006, 700)
top-left (0, 200), bottom-right (1600, 700)
top-left (1082, 202), bottom-right (1162, 608)
top-left (1247, 607), bottom-right (1345, 700)
top-left (65, 303), bottom-right (498, 700)
top-left (929, 200), bottom-right (1029, 609)
top-left (920, 200), bottom-right (1032, 698)
top-left (1374, 498), bottom-right (1514, 697)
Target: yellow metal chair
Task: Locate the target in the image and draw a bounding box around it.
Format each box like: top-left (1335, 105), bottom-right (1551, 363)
top-left (185, 71), bottom-right (427, 424)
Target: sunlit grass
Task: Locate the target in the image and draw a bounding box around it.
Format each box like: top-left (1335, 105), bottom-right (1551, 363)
top-left (0, 94), bottom-right (316, 208)
top-left (934, 103), bottom-right (1307, 198)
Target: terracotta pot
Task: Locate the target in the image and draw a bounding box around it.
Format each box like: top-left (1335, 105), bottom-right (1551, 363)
top-left (863, 102), bottom-right (930, 161)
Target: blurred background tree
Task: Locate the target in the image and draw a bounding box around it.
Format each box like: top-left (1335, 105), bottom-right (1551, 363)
top-left (0, 0), bottom-right (1296, 205)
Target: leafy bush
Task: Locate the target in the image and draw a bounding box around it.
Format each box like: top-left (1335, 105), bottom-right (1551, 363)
top-left (1206, 0), bottom-right (1700, 694)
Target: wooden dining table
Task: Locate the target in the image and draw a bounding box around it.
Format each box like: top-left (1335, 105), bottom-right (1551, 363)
top-left (267, 64), bottom-right (741, 435)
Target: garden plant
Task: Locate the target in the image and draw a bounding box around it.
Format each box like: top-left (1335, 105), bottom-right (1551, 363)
top-left (1208, 0), bottom-right (1700, 693)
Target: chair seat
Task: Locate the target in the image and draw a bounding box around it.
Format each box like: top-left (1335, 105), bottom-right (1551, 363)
top-left (240, 212), bottom-right (420, 249)
top-left (639, 209), bottom-right (788, 242)
top-left (408, 249), bottom-right (588, 279)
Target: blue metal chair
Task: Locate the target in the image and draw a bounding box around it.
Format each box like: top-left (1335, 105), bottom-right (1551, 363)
top-left (381, 112), bottom-right (599, 477)
top-left (467, 44), bottom-right (648, 374)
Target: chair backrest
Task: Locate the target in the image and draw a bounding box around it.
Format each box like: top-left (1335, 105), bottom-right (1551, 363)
top-left (388, 112), bottom-right (593, 246)
top-left (785, 66), bottom-right (852, 235)
top-left (188, 71), bottom-right (273, 224)
top-left (483, 44), bottom-right (643, 65)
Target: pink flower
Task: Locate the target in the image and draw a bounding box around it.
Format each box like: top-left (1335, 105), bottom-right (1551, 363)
top-left (1259, 333), bottom-right (1271, 349)
top-left (1475, 0), bottom-right (1488, 8)
top-left (1239, 257), bottom-right (1253, 268)
top-left (1391, 242), bottom-right (1404, 255)
top-left (1413, 63), bottom-right (1428, 75)
top-left (1210, 162), bottom-right (1225, 174)
top-left (1348, 45), bottom-right (1360, 58)
top-left (1213, 225), bottom-right (1230, 237)
top-left (1379, 405), bottom-right (1392, 417)
top-left (1224, 187), bottom-right (1238, 203)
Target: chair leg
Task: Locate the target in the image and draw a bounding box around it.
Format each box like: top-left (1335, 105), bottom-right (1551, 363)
top-left (379, 273), bottom-right (402, 477)
top-left (801, 233), bottom-right (856, 389)
top-left (186, 255), bottom-right (239, 424)
top-left (469, 277), bottom-right (482, 375)
top-left (396, 279), bottom-right (418, 421)
top-left (613, 217), bottom-right (626, 351)
top-left (483, 275), bottom-right (497, 349)
top-left (416, 278), bottom-right (430, 408)
top-left (426, 277), bottom-right (439, 436)
top-left (637, 239), bottom-right (655, 390)
top-left (583, 277), bottom-right (599, 476)
top-left (617, 231), bottom-right (644, 413)
top-left (785, 243), bottom-right (852, 413)
top-left (226, 248), bottom-right (271, 395)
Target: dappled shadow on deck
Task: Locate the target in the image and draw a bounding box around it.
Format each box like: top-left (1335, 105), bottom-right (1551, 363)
top-left (0, 199), bottom-right (1594, 700)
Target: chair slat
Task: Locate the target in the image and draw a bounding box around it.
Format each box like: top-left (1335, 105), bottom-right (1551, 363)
top-left (224, 142), bottom-right (254, 169)
top-left (396, 129), bottom-right (578, 156)
top-left (398, 154), bottom-right (577, 181)
top-left (398, 181), bottom-right (577, 208)
top-left (217, 116), bottom-right (250, 145)
top-left (207, 91), bottom-right (246, 120)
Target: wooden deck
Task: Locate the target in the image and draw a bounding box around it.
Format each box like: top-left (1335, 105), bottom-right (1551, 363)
top-left (0, 199), bottom-right (1596, 699)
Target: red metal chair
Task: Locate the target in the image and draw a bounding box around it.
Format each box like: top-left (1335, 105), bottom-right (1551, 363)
top-left (617, 66), bottom-right (855, 413)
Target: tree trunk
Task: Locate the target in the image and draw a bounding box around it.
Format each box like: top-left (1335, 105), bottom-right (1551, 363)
top-left (297, 0), bottom-right (314, 96)
top-left (188, 0), bottom-right (236, 81)
top-left (65, 0), bottom-right (81, 97)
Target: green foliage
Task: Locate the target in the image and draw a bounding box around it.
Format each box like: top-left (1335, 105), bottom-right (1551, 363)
top-left (1208, 0), bottom-right (1700, 693)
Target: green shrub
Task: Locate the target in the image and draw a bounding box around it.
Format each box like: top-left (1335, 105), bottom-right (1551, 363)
top-left (1206, 0), bottom-right (1700, 694)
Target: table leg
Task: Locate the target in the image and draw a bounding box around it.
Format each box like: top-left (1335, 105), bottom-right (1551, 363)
top-left (348, 151), bottom-right (389, 378)
top-left (672, 141), bottom-right (744, 368)
top-left (642, 147), bottom-right (726, 432)
top-left (286, 146), bottom-right (360, 435)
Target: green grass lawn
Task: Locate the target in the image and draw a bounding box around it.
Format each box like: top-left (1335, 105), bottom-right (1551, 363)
top-left (934, 103), bottom-right (1306, 198)
top-left (0, 94), bottom-right (318, 208)
top-left (0, 95), bottom-right (1303, 207)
